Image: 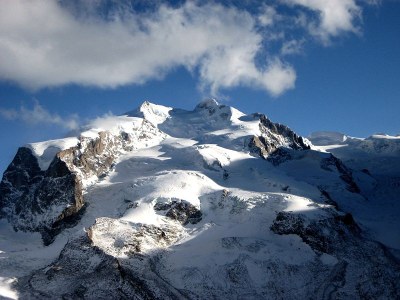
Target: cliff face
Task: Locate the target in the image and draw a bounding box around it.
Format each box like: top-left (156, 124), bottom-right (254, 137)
top-left (0, 144), bottom-right (92, 245)
top-left (249, 114), bottom-right (311, 158)
top-left (0, 119), bottom-right (164, 244)
top-left (0, 147), bottom-right (83, 245)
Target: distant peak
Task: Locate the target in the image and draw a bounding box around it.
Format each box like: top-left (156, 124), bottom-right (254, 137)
top-left (308, 131), bottom-right (348, 146)
top-left (195, 98), bottom-right (220, 110)
top-left (194, 98), bottom-right (245, 121)
top-left (138, 100), bottom-right (158, 110)
top-left (126, 100), bottom-right (172, 125)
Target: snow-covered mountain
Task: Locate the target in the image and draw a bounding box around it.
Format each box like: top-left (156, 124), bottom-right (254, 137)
top-left (309, 131), bottom-right (400, 251)
top-left (0, 100), bottom-right (399, 299)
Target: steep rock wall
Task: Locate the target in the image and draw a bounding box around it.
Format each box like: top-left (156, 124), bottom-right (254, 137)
top-left (0, 120), bottom-right (164, 244)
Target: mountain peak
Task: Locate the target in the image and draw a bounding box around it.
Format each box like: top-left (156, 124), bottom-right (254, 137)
top-left (139, 100), bottom-right (158, 110)
top-left (195, 98), bottom-right (220, 110)
top-left (193, 98), bottom-right (245, 122)
top-left (127, 100), bottom-right (172, 125)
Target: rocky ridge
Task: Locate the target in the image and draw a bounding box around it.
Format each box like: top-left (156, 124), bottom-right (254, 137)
top-left (0, 117), bottom-right (165, 244)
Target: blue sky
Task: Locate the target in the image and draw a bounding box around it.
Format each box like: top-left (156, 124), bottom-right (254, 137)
top-left (0, 0), bottom-right (399, 176)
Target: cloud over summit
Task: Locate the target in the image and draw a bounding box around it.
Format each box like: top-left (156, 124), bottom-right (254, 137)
top-left (0, 0), bottom-right (365, 96)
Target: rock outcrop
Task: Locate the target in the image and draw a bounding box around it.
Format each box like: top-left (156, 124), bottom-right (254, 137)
top-left (249, 114), bottom-right (310, 159)
top-left (0, 119), bottom-right (165, 244)
top-left (154, 200), bottom-right (202, 225)
top-left (270, 210), bottom-right (400, 299)
top-left (0, 147), bottom-right (83, 245)
top-left (321, 153), bottom-right (361, 193)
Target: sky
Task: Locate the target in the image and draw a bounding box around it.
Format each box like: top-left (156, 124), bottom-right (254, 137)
top-left (0, 0), bottom-right (399, 176)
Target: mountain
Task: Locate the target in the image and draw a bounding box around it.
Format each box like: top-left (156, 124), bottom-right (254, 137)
top-left (0, 100), bottom-right (399, 299)
top-left (309, 131), bottom-right (400, 251)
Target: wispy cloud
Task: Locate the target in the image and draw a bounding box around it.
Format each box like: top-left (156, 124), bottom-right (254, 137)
top-left (284, 0), bottom-right (362, 44)
top-left (0, 101), bottom-right (79, 130)
top-left (0, 0), bottom-right (368, 96)
top-left (281, 39), bottom-right (305, 56)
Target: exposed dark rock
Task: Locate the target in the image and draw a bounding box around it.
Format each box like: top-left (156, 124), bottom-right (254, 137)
top-left (248, 114), bottom-right (310, 161)
top-left (17, 224), bottom-right (191, 300)
top-left (0, 125), bottom-right (162, 244)
top-left (248, 136), bottom-right (275, 158)
top-left (270, 212), bottom-right (304, 238)
top-left (153, 202), bottom-right (173, 211)
top-left (319, 188), bottom-right (339, 209)
top-left (154, 200), bottom-right (202, 225)
top-left (266, 148), bottom-right (293, 166)
top-left (41, 204), bottom-right (88, 246)
top-left (259, 115), bottom-right (310, 151)
top-left (223, 169), bottom-right (229, 180)
top-left (281, 185), bottom-right (290, 192)
top-left (58, 131), bottom-right (117, 179)
top-left (335, 213), bottom-right (360, 232)
top-left (361, 168), bottom-right (372, 176)
top-left (195, 99), bottom-right (219, 115)
top-left (321, 154), bottom-right (361, 193)
top-left (0, 148), bottom-right (44, 218)
top-left (270, 211), bottom-right (361, 254)
top-left (16, 235), bottom-right (158, 299)
top-left (271, 210), bottom-right (400, 298)
top-left (0, 148), bottom-right (84, 244)
top-left (317, 260), bottom-right (348, 299)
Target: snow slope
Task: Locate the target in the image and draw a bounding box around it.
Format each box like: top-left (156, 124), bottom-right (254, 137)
top-left (0, 101), bottom-right (399, 299)
top-left (310, 131), bottom-right (400, 250)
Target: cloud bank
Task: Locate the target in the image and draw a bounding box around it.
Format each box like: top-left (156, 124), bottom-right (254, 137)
top-left (0, 0), bottom-right (365, 96)
top-left (0, 101), bottom-right (79, 130)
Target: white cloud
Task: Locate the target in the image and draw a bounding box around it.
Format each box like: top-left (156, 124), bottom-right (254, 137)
top-left (0, 101), bottom-right (79, 130)
top-left (284, 0), bottom-right (361, 43)
top-left (0, 0), bottom-right (370, 97)
top-left (199, 44), bottom-right (297, 97)
top-left (0, 0), bottom-right (296, 96)
top-left (260, 59), bottom-right (297, 96)
top-left (258, 5), bottom-right (279, 27)
top-left (281, 39), bottom-right (305, 56)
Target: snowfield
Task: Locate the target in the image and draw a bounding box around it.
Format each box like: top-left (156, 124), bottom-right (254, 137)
top-left (0, 100), bottom-right (399, 299)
